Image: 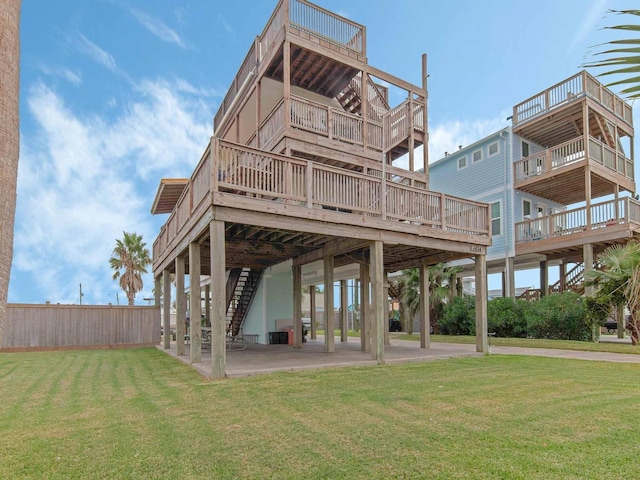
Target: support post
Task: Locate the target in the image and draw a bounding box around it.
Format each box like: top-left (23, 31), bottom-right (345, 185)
top-left (475, 254), bottom-right (488, 354)
top-left (210, 220), bottom-right (226, 379)
top-left (506, 257), bottom-right (515, 298)
top-left (162, 269), bottom-right (171, 349)
top-left (310, 284), bottom-right (317, 340)
top-left (189, 242), bottom-right (201, 363)
top-left (340, 280), bottom-right (348, 343)
top-left (175, 256), bottom-right (186, 356)
top-left (324, 254), bottom-right (335, 353)
top-left (293, 264), bottom-right (302, 348)
top-left (383, 273), bottom-right (390, 346)
top-left (539, 259), bottom-right (548, 297)
top-left (360, 261), bottom-right (370, 352)
top-left (559, 262), bottom-right (566, 293)
top-left (419, 261), bottom-right (430, 349)
top-left (154, 275), bottom-right (161, 344)
top-left (370, 241), bottom-right (385, 363)
top-left (204, 285), bottom-right (210, 326)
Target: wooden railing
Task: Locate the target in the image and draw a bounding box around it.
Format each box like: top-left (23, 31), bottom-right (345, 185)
top-left (258, 99), bottom-right (285, 147)
top-left (153, 138), bottom-right (490, 260)
top-left (513, 135), bottom-right (633, 182)
top-left (288, 0), bottom-right (364, 56)
top-left (290, 94), bottom-right (370, 148)
top-left (383, 98), bottom-right (424, 151)
top-left (588, 136), bottom-right (634, 180)
top-left (515, 197), bottom-right (640, 243)
top-left (513, 71), bottom-right (633, 127)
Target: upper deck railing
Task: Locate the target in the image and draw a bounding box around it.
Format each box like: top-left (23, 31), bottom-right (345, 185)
top-left (152, 138), bottom-right (489, 262)
top-left (513, 71), bottom-right (633, 127)
top-left (513, 135), bottom-right (634, 183)
top-left (515, 197), bottom-right (640, 244)
top-left (214, 0), bottom-right (366, 132)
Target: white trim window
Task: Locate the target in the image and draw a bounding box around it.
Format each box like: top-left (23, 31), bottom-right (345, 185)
top-left (523, 198), bottom-right (532, 219)
top-left (488, 141), bottom-right (499, 157)
top-left (491, 201), bottom-right (501, 236)
top-left (472, 149), bottom-right (483, 164)
top-left (457, 155), bottom-right (468, 170)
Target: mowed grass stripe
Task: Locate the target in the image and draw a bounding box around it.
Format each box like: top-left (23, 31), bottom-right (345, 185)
top-left (1, 349), bottom-right (640, 479)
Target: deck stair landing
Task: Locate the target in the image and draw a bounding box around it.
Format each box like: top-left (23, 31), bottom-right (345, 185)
top-left (226, 268), bottom-right (264, 337)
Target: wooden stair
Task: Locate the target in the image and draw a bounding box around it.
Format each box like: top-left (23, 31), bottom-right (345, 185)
top-left (336, 73), bottom-right (390, 121)
top-left (226, 268), bottom-right (264, 337)
top-left (549, 262), bottom-right (585, 295)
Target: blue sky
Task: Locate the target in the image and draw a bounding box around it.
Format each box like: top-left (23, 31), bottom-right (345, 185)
top-left (10, 0), bottom-right (637, 304)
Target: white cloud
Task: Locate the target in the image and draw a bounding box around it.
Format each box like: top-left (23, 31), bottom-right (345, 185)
top-left (428, 113), bottom-right (510, 163)
top-left (38, 64), bottom-right (83, 85)
top-left (13, 79), bottom-right (214, 304)
top-left (130, 8), bottom-right (189, 49)
top-left (76, 34), bottom-right (123, 75)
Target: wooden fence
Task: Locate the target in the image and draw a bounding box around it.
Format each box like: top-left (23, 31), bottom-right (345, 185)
top-left (2, 304), bottom-right (160, 351)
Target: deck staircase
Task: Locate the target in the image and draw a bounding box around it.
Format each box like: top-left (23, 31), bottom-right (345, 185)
top-left (226, 268), bottom-right (264, 337)
top-left (549, 262), bottom-right (585, 295)
top-left (336, 73), bottom-right (390, 121)
top-left (518, 262), bottom-right (587, 301)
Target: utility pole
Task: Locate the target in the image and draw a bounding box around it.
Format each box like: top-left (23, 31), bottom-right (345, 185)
top-left (79, 283), bottom-right (84, 305)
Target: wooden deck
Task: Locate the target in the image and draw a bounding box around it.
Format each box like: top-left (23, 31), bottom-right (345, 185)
top-left (515, 197), bottom-right (640, 256)
top-left (152, 138), bottom-right (490, 274)
top-left (513, 71), bottom-right (633, 133)
top-left (513, 135), bottom-right (635, 205)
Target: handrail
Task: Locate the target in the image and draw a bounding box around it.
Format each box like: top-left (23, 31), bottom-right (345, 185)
top-left (513, 70), bottom-right (633, 127)
top-left (153, 138), bottom-right (490, 266)
top-left (288, 0), bottom-right (365, 55)
top-left (515, 197), bottom-right (640, 243)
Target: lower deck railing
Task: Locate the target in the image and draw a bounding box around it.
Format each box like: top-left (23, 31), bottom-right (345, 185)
top-left (515, 197), bottom-right (640, 243)
top-left (153, 139), bottom-right (490, 260)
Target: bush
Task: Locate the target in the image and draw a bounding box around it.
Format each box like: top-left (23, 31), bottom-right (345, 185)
top-left (440, 295), bottom-right (476, 335)
top-left (523, 292), bottom-right (590, 341)
top-left (487, 297), bottom-right (528, 338)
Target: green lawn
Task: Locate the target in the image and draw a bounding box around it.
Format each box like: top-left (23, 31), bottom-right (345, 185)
top-left (1, 348), bottom-right (639, 479)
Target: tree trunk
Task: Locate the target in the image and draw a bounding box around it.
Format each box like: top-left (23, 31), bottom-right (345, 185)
top-left (0, 0), bottom-right (21, 348)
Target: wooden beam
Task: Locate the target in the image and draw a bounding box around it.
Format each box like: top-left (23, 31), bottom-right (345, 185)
top-left (293, 264), bottom-right (302, 348)
top-left (310, 285), bottom-right (317, 340)
top-left (175, 255), bottom-right (186, 357)
top-left (475, 254), bottom-right (488, 354)
top-left (370, 241), bottom-right (385, 363)
top-left (383, 272), bottom-right (390, 346)
top-left (340, 280), bottom-right (348, 342)
top-left (294, 238), bottom-right (370, 266)
top-left (162, 269), bottom-right (171, 350)
top-left (360, 260), bottom-right (370, 352)
top-left (189, 242), bottom-right (201, 363)
top-left (419, 261), bottom-right (430, 349)
top-left (210, 220), bottom-right (226, 380)
top-left (324, 253), bottom-right (335, 353)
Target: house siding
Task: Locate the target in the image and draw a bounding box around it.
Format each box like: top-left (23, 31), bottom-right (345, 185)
top-left (430, 130), bottom-right (564, 261)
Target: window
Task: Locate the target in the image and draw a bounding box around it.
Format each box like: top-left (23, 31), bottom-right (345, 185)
top-left (523, 199), bottom-right (531, 218)
top-left (472, 149), bottom-right (483, 163)
top-left (488, 142), bottom-right (499, 157)
top-left (457, 156), bottom-right (467, 170)
top-left (522, 141), bottom-right (530, 158)
top-left (491, 202), bottom-right (501, 236)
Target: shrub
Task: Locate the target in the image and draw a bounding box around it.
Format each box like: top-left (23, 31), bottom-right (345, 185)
top-left (487, 297), bottom-right (528, 338)
top-left (523, 292), bottom-right (590, 341)
top-left (440, 295), bottom-right (476, 335)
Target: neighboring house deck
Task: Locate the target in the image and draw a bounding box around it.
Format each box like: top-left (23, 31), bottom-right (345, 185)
top-left (150, 0), bottom-right (491, 378)
top-left (428, 70), bottom-right (636, 298)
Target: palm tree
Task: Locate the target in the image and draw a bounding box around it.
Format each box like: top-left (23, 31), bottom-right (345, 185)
top-left (583, 9), bottom-right (640, 99)
top-left (109, 232), bottom-right (151, 306)
top-left (586, 241), bottom-right (640, 345)
top-left (398, 263), bottom-right (463, 333)
top-left (0, 0), bottom-right (21, 348)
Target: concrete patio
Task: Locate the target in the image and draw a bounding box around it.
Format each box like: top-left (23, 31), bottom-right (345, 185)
top-left (158, 336), bottom-right (483, 378)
